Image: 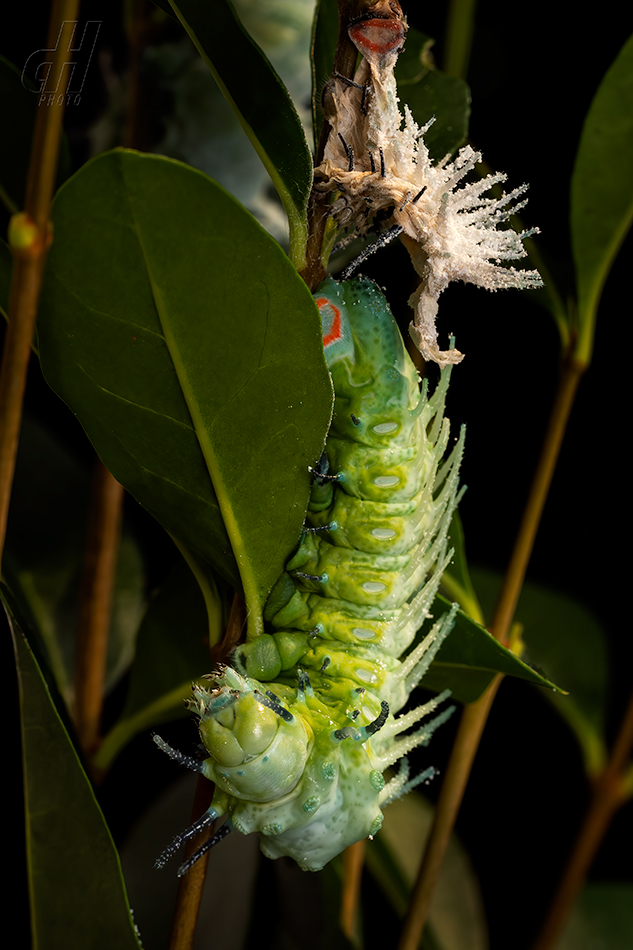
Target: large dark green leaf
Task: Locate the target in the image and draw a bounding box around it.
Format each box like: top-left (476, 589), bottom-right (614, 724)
top-left (571, 33), bottom-right (633, 365)
top-left (395, 27), bottom-right (470, 163)
top-left (424, 595), bottom-right (562, 704)
top-left (167, 0), bottom-right (314, 267)
top-left (9, 609), bottom-right (143, 950)
top-left (37, 150), bottom-right (333, 637)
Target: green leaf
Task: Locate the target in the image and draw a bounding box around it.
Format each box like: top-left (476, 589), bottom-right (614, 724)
top-left (470, 569), bottom-right (609, 775)
top-left (37, 150), bottom-right (333, 638)
top-left (424, 595), bottom-right (563, 704)
top-left (167, 0), bottom-right (314, 268)
top-left (8, 607), bottom-right (143, 950)
top-left (558, 883), bottom-right (633, 950)
top-left (93, 556), bottom-right (223, 772)
top-left (571, 33), bottom-right (633, 365)
top-left (4, 415), bottom-right (146, 708)
top-left (395, 28), bottom-right (470, 163)
top-left (368, 793), bottom-right (489, 950)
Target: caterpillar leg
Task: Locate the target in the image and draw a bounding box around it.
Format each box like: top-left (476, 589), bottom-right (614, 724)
top-left (177, 821), bottom-right (233, 877)
top-left (154, 806), bottom-right (221, 870)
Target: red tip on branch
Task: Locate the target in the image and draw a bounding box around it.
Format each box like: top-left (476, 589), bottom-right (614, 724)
top-left (348, 16), bottom-right (407, 62)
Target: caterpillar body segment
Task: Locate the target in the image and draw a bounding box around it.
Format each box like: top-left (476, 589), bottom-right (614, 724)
top-left (157, 278), bottom-right (463, 872)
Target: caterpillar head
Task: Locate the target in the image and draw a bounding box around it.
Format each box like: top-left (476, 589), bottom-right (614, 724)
top-left (188, 667), bottom-right (313, 803)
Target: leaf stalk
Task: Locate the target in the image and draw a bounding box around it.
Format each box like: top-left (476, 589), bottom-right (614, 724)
top-left (168, 774), bottom-right (215, 950)
top-left (74, 462), bottom-right (125, 755)
top-left (341, 839), bottom-right (366, 941)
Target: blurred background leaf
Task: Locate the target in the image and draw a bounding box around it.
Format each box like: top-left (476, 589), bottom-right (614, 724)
top-left (395, 26), bottom-right (471, 163)
top-left (557, 882), bottom-right (633, 950)
top-left (571, 33), bottom-right (633, 365)
top-left (470, 568), bottom-right (609, 776)
top-left (4, 414), bottom-right (146, 709)
top-left (166, 0), bottom-right (314, 264)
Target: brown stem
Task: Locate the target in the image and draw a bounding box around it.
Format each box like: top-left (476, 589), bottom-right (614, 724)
top-left (398, 677), bottom-right (502, 950)
top-left (533, 688), bottom-right (633, 950)
top-left (0, 4), bottom-right (80, 563)
top-left (399, 354), bottom-right (587, 949)
top-left (122, 0), bottom-right (150, 150)
top-left (209, 590), bottom-right (246, 666)
top-left (168, 774), bottom-right (215, 950)
top-left (301, 1), bottom-right (405, 289)
top-left (341, 839), bottom-right (366, 940)
top-left (74, 462), bottom-right (125, 754)
top-left (300, 194), bottom-right (330, 291)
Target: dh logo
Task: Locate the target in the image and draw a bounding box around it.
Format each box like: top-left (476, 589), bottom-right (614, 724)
top-left (22, 20), bottom-right (101, 106)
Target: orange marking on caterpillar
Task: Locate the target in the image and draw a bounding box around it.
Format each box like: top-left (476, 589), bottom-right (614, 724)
top-left (316, 297), bottom-right (343, 347)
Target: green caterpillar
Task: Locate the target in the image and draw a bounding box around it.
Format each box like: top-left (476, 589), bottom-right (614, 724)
top-left (155, 276), bottom-right (464, 873)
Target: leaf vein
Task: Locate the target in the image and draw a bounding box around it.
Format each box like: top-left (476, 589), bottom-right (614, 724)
top-left (76, 363), bottom-right (195, 431)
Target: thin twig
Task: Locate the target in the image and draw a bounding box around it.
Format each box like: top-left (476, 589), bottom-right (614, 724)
top-left (398, 356), bottom-right (586, 950)
top-left (0, 4), bottom-right (80, 562)
top-left (398, 679), bottom-right (502, 950)
top-left (168, 774), bottom-right (215, 950)
top-left (74, 462), bottom-right (125, 754)
top-left (533, 688), bottom-right (633, 950)
top-left (209, 591), bottom-right (246, 666)
top-left (122, 0), bottom-right (150, 150)
top-left (341, 839), bottom-right (366, 940)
